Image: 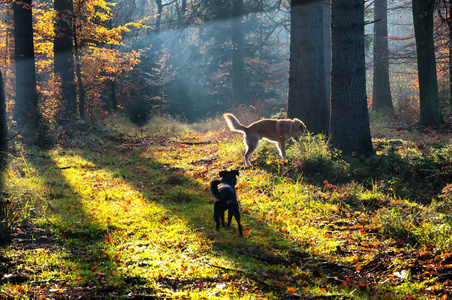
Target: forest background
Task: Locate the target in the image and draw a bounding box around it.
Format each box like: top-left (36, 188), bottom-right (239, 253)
top-left (0, 0), bottom-right (447, 133)
top-left (3, 0), bottom-right (452, 299)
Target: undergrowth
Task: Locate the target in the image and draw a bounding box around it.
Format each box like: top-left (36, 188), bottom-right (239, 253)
top-left (2, 114), bottom-right (452, 299)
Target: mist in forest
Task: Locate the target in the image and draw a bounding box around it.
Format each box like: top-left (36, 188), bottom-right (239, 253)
top-left (0, 0), bottom-right (440, 127)
top-left (113, 2), bottom-right (292, 124)
top-left (117, 0), bottom-right (418, 124)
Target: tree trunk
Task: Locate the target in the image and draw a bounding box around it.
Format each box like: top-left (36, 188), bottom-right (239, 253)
top-left (372, 0), bottom-right (393, 111)
top-left (323, 0), bottom-right (331, 113)
top-left (75, 47), bottom-right (85, 119)
top-left (449, 18), bottom-right (452, 108)
top-left (0, 69), bottom-right (7, 160)
top-left (72, 7), bottom-right (85, 119)
top-left (0, 68), bottom-right (7, 238)
top-left (155, 0), bottom-right (163, 34)
top-left (288, 0), bottom-right (329, 134)
top-left (105, 19), bottom-right (117, 113)
top-left (13, 0), bottom-right (40, 130)
top-left (109, 79), bottom-right (116, 111)
top-left (330, 0), bottom-right (373, 156)
top-left (413, 0), bottom-right (442, 125)
top-left (54, 0), bottom-right (77, 118)
top-left (232, 0), bottom-right (244, 106)
top-left (178, 0), bottom-right (187, 28)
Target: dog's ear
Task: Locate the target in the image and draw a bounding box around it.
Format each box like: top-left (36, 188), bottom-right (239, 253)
top-left (232, 170), bottom-right (239, 177)
top-left (219, 171), bottom-right (226, 178)
top-left (296, 119), bottom-right (307, 134)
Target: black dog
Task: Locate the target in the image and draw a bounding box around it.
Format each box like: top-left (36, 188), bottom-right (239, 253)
top-left (210, 170), bottom-right (243, 236)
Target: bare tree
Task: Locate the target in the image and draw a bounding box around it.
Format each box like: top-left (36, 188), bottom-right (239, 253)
top-left (13, 0), bottom-right (40, 132)
top-left (0, 68), bottom-right (7, 238)
top-left (372, 0), bottom-right (393, 111)
top-left (413, 0), bottom-right (442, 125)
top-left (232, 0), bottom-right (244, 106)
top-left (436, 0), bottom-right (452, 107)
top-left (288, 0), bottom-right (329, 134)
top-left (55, 0), bottom-right (77, 118)
top-left (0, 68), bottom-right (6, 158)
top-left (330, 0), bottom-right (373, 156)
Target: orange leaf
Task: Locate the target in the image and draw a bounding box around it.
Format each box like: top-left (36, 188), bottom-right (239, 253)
top-left (14, 285), bottom-right (25, 293)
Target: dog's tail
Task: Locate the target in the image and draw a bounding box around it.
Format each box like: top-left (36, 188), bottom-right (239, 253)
top-left (223, 113), bottom-right (247, 133)
top-left (210, 179), bottom-right (222, 200)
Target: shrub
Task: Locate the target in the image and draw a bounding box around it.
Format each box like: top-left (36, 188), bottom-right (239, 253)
top-left (432, 183), bottom-right (452, 214)
top-left (126, 96), bottom-right (154, 126)
top-left (392, 97), bottom-right (419, 128)
top-left (289, 133), bottom-right (349, 180)
top-left (378, 206), bottom-right (421, 245)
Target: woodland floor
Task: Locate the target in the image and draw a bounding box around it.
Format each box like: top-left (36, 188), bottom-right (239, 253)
top-left (2, 117), bottom-right (452, 299)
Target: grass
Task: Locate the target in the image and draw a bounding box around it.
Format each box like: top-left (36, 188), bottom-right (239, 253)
top-left (2, 114), bottom-right (452, 299)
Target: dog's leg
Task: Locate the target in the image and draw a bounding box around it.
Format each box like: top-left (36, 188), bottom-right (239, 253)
top-left (214, 203), bottom-right (221, 230)
top-left (228, 204), bottom-right (243, 236)
top-left (215, 219), bottom-right (221, 230)
top-left (227, 209), bottom-right (233, 227)
top-left (277, 141), bottom-right (286, 160)
top-left (237, 219), bottom-right (243, 236)
top-left (220, 211), bottom-right (226, 228)
top-left (233, 210), bottom-right (243, 236)
top-left (244, 136), bottom-right (259, 166)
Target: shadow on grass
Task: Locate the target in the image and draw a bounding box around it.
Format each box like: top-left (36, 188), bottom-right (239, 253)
top-left (3, 128), bottom-right (353, 299)
top-left (9, 148), bottom-right (126, 297)
top-left (62, 131), bottom-right (349, 297)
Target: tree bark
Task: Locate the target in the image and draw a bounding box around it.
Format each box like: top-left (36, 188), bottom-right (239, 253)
top-left (155, 0), bottom-right (163, 34)
top-left (449, 18), bottom-right (452, 109)
top-left (288, 0), bottom-right (329, 134)
top-left (13, 0), bottom-right (40, 130)
top-left (372, 0), bottom-right (393, 111)
top-left (108, 79), bottom-right (116, 112)
top-left (0, 68), bottom-right (7, 238)
top-left (178, 0), bottom-right (187, 29)
top-left (0, 69), bottom-right (7, 160)
top-left (54, 0), bottom-right (77, 118)
top-left (232, 0), bottom-right (244, 106)
top-left (330, 0), bottom-right (373, 156)
top-left (413, 0), bottom-right (442, 125)
top-left (323, 0), bottom-right (331, 113)
top-left (75, 47), bottom-right (85, 119)
top-left (74, 30), bottom-right (85, 119)
top-left (449, 16), bottom-right (452, 108)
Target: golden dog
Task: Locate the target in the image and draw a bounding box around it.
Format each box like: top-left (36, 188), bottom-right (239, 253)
top-left (223, 113), bottom-right (306, 166)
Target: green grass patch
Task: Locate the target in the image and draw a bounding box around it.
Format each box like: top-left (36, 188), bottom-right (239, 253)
top-left (2, 115), bottom-right (452, 299)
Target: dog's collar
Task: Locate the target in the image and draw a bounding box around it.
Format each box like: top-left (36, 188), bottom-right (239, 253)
top-left (291, 120), bottom-right (295, 133)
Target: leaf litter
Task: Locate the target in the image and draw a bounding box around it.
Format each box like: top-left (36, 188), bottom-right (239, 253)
top-left (2, 118), bottom-right (452, 299)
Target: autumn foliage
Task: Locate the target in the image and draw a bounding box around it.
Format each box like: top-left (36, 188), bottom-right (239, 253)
top-left (1, 0), bottom-right (147, 127)
top-left (4, 2), bottom-right (452, 298)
